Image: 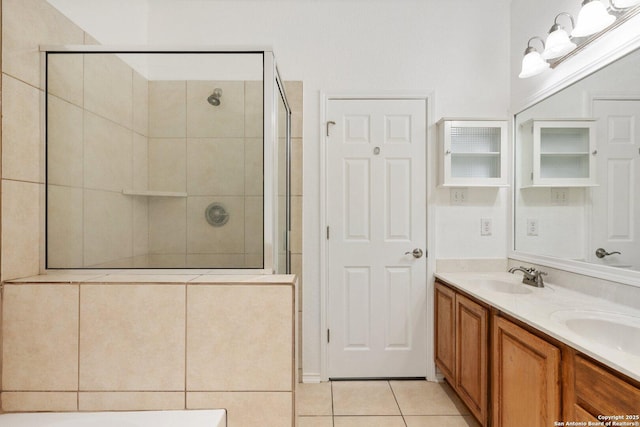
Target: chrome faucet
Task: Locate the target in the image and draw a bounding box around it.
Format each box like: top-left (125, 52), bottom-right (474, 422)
top-left (508, 266), bottom-right (547, 288)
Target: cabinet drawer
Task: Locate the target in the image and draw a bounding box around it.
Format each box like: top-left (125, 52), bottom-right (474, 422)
top-left (574, 355), bottom-right (640, 416)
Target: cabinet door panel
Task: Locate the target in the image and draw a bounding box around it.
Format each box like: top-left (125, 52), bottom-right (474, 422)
top-left (492, 316), bottom-right (561, 427)
top-left (574, 355), bottom-right (640, 416)
top-left (456, 293), bottom-right (488, 425)
top-left (434, 282), bottom-right (455, 380)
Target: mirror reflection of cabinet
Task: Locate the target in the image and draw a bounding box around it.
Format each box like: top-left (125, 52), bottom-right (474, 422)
top-left (438, 119), bottom-right (508, 187)
top-left (520, 119), bottom-right (596, 187)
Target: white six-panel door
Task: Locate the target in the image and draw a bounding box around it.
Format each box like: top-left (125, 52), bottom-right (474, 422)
top-left (326, 98), bottom-right (427, 378)
top-left (591, 99), bottom-right (640, 268)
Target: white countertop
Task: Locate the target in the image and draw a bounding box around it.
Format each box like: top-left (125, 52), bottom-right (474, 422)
top-left (435, 271), bottom-right (640, 382)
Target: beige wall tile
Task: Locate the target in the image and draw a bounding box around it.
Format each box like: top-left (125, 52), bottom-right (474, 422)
top-left (291, 196), bottom-right (302, 254)
top-left (133, 70), bottom-right (149, 135)
top-left (149, 81), bottom-right (186, 138)
top-left (291, 138), bottom-right (303, 196)
top-left (245, 196), bottom-right (263, 255)
top-left (79, 392), bottom-right (185, 411)
top-left (187, 392), bottom-right (292, 427)
top-left (84, 54), bottom-right (133, 128)
top-left (187, 196), bottom-right (244, 254)
top-left (186, 285), bottom-right (292, 391)
top-left (244, 253), bottom-right (263, 268)
top-left (245, 80), bottom-right (263, 138)
top-left (2, 284), bottom-right (79, 391)
top-left (291, 254), bottom-right (303, 307)
top-left (245, 138), bottom-right (264, 196)
top-left (133, 133), bottom-right (149, 192)
top-left (186, 138), bottom-right (244, 196)
top-left (1, 392), bottom-right (78, 412)
top-left (2, 0), bottom-right (84, 88)
top-left (133, 197), bottom-right (149, 257)
top-left (186, 254), bottom-right (245, 268)
top-left (149, 138), bottom-right (186, 192)
top-left (2, 75), bottom-right (42, 183)
top-left (148, 198), bottom-right (186, 254)
top-left (47, 95), bottom-right (84, 187)
top-left (145, 254), bottom-right (187, 268)
top-left (79, 284), bottom-right (186, 391)
top-left (284, 81), bottom-right (303, 139)
top-left (84, 112), bottom-right (133, 192)
top-left (47, 185), bottom-right (83, 268)
top-left (47, 53), bottom-right (84, 107)
top-left (83, 190), bottom-right (133, 267)
top-left (187, 81), bottom-right (244, 138)
top-left (1, 180), bottom-right (41, 281)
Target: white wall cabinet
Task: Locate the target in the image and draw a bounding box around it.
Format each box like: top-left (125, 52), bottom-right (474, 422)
top-left (520, 119), bottom-right (597, 187)
top-left (438, 119), bottom-right (508, 187)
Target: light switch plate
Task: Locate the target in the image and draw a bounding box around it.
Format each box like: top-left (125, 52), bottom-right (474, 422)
top-left (551, 188), bottom-right (569, 205)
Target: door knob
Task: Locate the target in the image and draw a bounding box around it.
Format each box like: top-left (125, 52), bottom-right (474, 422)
top-left (595, 247), bottom-right (621, 258)
top-left (405, 248), bottom-right (424, 259)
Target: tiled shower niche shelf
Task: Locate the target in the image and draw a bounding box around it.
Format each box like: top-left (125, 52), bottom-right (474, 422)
top-left (122, 190), bottom-right (188, 197)
top-left (438, 118), bottom-right (508, 187)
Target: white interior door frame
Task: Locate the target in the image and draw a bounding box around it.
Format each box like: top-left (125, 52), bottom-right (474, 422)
top-left (318, 91), bottom-right (437, 382)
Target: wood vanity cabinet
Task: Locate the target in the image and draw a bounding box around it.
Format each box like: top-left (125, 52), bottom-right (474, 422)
top-left (435, 281), bottom-right (488, 426)
top-left (563, 350), bottom-right (640, 421)
top-left (492, 315), bottom-right (561, 427)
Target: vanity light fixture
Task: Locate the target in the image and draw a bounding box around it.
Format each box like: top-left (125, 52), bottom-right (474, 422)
top-left (518, 37), bottom-right (550, 79)
top-left (610, 0), bottom-right (640, 8)
top-left (571, 0), bottom-right (616, 37)
top-left (542, 13), bottom-right (578, 59)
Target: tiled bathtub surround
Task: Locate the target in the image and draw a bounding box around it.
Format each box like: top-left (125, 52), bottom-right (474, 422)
top-left (2, 274), bottom-right (297, 427)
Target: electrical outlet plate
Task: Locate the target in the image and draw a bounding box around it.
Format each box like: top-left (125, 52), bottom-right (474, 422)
top-left (550, 188), bottom-right (569, 205)
top-left (527, 218), bottom-right (538, 236)
top-left (481, 218), bottom-right (492, 236)
top-left (450, 188), bottom-right (468, 205)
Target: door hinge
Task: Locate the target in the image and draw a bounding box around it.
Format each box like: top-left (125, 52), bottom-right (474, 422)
top-left (327, 329), bottom-right (331, 343)
top-left (326, 226), bottom-right (330, 240)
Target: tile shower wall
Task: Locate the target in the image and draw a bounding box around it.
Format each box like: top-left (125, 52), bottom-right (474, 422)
top-left (146, 80), bottom-right (264, 268)
top-left (47, 53), bottom-right (150, 268)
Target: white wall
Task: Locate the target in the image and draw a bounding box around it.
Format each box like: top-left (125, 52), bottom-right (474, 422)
top-left (45, 0), bottom-right (513, 379)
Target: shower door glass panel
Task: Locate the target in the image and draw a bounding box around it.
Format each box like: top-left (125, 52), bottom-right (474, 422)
top-left (276, 78), bottom-right (291, 274)
top-left (46, 51), bottom-right (265, 269)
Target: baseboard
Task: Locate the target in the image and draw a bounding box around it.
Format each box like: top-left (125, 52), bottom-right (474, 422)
top-left (301, 373), bottom-right (322, 384)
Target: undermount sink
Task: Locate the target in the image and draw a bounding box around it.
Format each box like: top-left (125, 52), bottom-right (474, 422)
top-left (551, 310), bottom-right (640, 357)
top-left (476, 279), bottom-right (533, 295)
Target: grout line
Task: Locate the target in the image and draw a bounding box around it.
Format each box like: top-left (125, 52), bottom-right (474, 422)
top-left (330, 381), bottom-right (335, 427)
top-left (387, 380), bottom-right (408, 427)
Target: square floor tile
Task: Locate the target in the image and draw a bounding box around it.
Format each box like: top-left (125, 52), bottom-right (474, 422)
top-left (404, 415), bottom-right (480, 427)
top-left (390, 381), bottom-right (469, 416)
top-left (332, 381), bottom-right (400, 416)
top-left (297, 416), bottom-right (333, 427)
top-left (334, 416), bottom-right (406, 427)
top-left (296, 383), bottom-right (333, 416)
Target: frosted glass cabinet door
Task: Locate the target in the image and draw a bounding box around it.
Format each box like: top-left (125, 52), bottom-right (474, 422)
top-left (520, 119), bottom-right (597, 187)
top-left (438, 119), bottom-right (508, 187)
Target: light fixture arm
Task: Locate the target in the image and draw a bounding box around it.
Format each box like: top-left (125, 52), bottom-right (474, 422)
top-left (549, 12), bottom-right (576, 33)
top-left (524, 36), bottom-right (546, 55)
top-left (609, 0), bottom-right (627, 11)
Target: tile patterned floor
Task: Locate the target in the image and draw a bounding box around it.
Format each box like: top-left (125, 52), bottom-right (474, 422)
top-left (296, 380), bottom-right (480, 427)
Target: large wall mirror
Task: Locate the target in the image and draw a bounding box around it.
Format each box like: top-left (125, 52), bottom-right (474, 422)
top-left (513, 46), bottom-right (640, 285)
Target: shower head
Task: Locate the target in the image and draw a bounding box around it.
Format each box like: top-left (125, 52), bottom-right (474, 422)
top-left (207, 88), bottom-right (223, 106)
